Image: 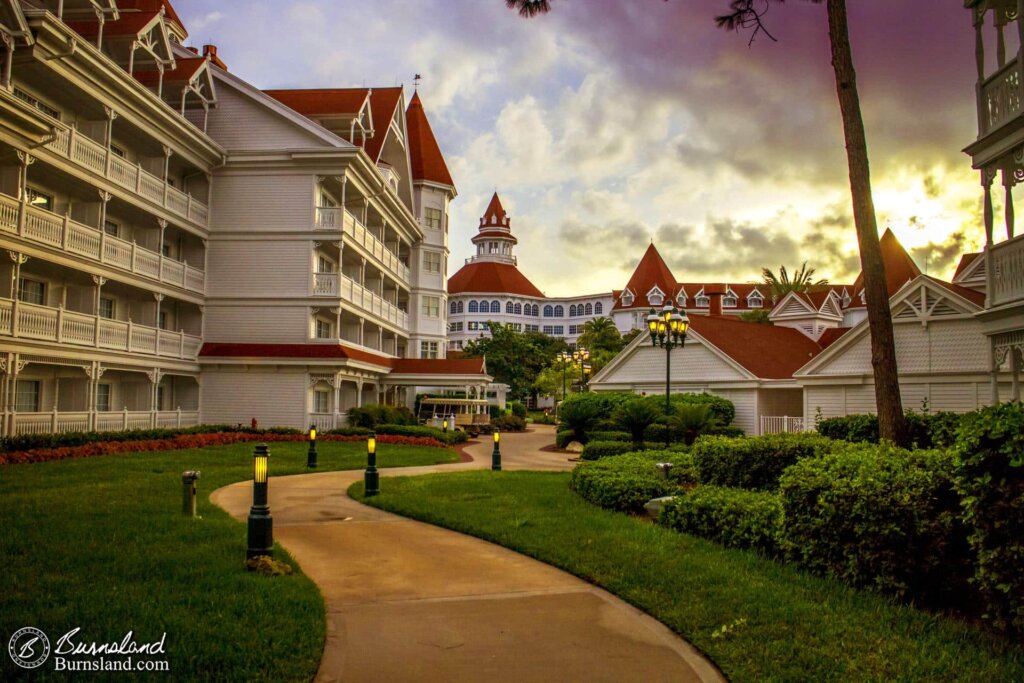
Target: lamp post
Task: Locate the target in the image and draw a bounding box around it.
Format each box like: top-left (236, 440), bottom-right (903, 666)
top-left (307, 424), bottom-right (318, 469)
top-left (364, 432), bottom-right (379, 497)
top-left (573, 347), bottom-right (590, 392)
top-left (555, 351), bottom-right (571, 419)
top-left (247, 443), bottom-right (273, 560)
top-left (583, 362), bottom-right (592, 391)
top-left (492, 430), bottom-right (501, 471)
top-left (646, 303), bottom-right (690, 417)
top-left (442, 418), bottom-right (448, 432)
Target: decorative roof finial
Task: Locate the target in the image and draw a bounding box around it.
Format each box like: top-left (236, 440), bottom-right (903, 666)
top-left (413, 73), bottom-right (422, 91)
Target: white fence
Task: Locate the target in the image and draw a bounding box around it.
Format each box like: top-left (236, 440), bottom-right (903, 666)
top-left (2, 410), bottom-right (200, 437)
top-left (759, 415), bottom-right (806, 435)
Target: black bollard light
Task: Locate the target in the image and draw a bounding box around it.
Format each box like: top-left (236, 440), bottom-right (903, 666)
top-left (307, 424), bottom-right (318, 469)
top-left (491, 430), bottom-right (502, 471)
top-left (247, 443), bottom-right (273, 560)
top-left (364, 432), bottom-right (379, 496)
top-left (442, 418), bottom-right (448, 432)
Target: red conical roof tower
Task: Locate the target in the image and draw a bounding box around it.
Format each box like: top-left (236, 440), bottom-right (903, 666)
top-left (615, 243), bottom-right (678, 310)
top-left (406, 91), bottom-right (454, 187)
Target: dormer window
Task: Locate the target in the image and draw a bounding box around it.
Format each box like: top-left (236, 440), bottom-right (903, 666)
top-left (723, 295), bottom-right (738, 308)
top-left (676, 293), bottom-right (687, 306)
top-left (748, 295), bottom-right (764, 308)
top-left (696, 295), bottom-right (709, 308)
top-left (621, 291), bottom-right (634, 307)
top-left (647, 286), bottom-right (665, 307)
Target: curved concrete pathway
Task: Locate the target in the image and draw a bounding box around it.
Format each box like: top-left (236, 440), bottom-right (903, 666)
top-left (212, 426), bottom-right (723, 683)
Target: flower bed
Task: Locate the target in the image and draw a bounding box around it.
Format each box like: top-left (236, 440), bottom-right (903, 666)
top-left (0, 432), bottom-right (448, 466)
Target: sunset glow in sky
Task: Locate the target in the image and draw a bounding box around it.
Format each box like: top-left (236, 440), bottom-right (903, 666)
top-left (174, 0), bottom-right (984, 295)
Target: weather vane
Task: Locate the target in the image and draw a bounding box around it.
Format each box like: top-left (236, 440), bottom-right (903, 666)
top-left (413, 73), bottom-right (422, 91)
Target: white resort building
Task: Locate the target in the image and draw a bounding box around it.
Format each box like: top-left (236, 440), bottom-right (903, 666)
top-left (0, 0), bottom-right (490, 436)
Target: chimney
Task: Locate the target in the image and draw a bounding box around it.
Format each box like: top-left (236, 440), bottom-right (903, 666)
top-left (705, 283), bottom-right (727, 317)
top-left (203, 44), bottom-right (217, 59)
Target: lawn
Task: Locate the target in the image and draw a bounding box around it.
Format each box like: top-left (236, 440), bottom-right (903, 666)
top-left (0, 439), bottom-right (456, 682)
top-left (352, 470), bottom-right (1024, 682)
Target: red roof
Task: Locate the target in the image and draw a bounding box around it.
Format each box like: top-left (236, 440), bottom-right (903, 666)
top-left (448, 261), bottom-right (545, 298)
top-left (480, 192), bottom-right (510, 229)
top-left (118, 0), bottom-right (185, 36)
top-left (925, 276), bottom-right (986, 307)
top-left (616, 243), bottom-right (678, 310)
top-left (851, 229), bottom-right (921, 301)
top-left (68, 11), bottom-right (162, 39)
top-left (134, 56), bottom-right (206, 86)
top-left (688, 315), bottom-right (826, 379)
top-left (472, 230), bottom-right (518, 243)
top-left (406, 92), bottom-right (454, 187)
top-left (363, 87), bottom-right (403, 163)
top-left (198, 344), bottom-right (488, 376)
top-left (817, 327), bottom-right (851, 349)
top-left (953, 252), bottom-right (981, 280)
top-left (264, 88), bottom-right (369, 118)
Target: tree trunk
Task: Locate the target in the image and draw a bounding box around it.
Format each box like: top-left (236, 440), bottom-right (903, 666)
top-left (825, 0), bottom-right (908, 446)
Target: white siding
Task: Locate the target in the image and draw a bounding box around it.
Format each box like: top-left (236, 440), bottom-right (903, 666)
top-left (805, 386), bottom-right (846, 419)
top-left (710, 389), bottom-right (757, 436)
top-left (204, 85), bottom-right (331, 151)
top-left (201, 368), bottom-right (307, 428)
top-left (203, 305), bottom-right (310, 343)
top-left (600, 341), bottom-right (746, 385)
top-left (206, 241), bottom-right (311, 297)
top-left (210, 174), bottom-right (314, 232)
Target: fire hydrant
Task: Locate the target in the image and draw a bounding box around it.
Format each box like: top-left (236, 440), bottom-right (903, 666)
top-left (182, 470), bottom-right (200, 517)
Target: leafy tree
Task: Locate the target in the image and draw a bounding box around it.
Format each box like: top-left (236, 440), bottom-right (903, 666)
top-left (464, 322), bottom-right (569, 400)
top-left (739, 308), bottom-right (772, 324)
top-left (761, 262), bottom-right (828, 299)
top-left (506, 0), bottom-right (909, 445)
top-left (577, 316), bottom-right (622, 353)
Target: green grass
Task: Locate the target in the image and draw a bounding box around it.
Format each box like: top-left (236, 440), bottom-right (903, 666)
top-left (352, 470), bottom-right (1024, 682)
top-left (1, 440), bottom-right (456, 682)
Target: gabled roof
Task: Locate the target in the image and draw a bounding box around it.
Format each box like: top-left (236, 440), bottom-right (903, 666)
top-left (851, 229), bottom-right (921, 303)
top-left (264, 88), bottom-right (370, 118)
top-left (117, 0), bottom-right (185, 39)
top-left (817, 327), bottom-right (851, 349)
top-left (479, 192), bottom-right (510, 229)
top-left (616, 243), bottom-right (677, 310)
top-left (363, 87), bottom-right (403, 163)
top-left (134, 55), bottom-right (206, 86)
top-left (406, 91), bottom-right (454, 187)
top-left (68, 10), bottom-right (163, 39)
top-left (954, 252), bottom-right (981, 280)
top-left (687, 315), bottom-right (825, 379)
top-left (448, 261), bottom-right (545, 298)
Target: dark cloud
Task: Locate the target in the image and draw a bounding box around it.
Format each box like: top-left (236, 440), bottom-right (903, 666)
top-left (911, 232), bottom-right (971, 277)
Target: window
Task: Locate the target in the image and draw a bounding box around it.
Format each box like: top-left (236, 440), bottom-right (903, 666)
top-left (457, 301), bottom-right (464, 313)
top-left (156, 385), bottom-right (166, 410)
top-left (315, 319), bottom-right (333, 339)
top-left (424, 251), bottom-right (442, 273)
top-left (723, 296), bottom-right (738, 308)
top-left (477, 299), bottom-right (489, 311)
top-left (313, 389), bottom-right (330, 414)
top-left (98, 297), bottom-right (115, 319)
top-left (526, 324), bottom-right (539, 332)
top-left (468, 301), bottom-right (479, 313)
top-left (468, 321), bottom-right (480, 331)
top-left (26, 187), bottom-right (53, 211)
top-left (543, 305), bottom-right (553, 317)
top-left (110, 144), bottom-right (126, 158)
top-left (621, 292), bottom-right (634, 307)
top-left (696, 295), bottom-right (709, 308)
top-left (96, 384), bottom-right (111, 412)
top-left (489, 242), bottom-right (499, 254)
top-left (594, 302), bottom-right (603, 314)
top-left (162, 242), bottom-right (172, 257)
top-left (748, 296), bottom-right (763, 308)
top-left (17, 277), bottom-right (44, 305)
top-left (103, 220), bottom-right (119, 237)
top-left (449, 322), bottom-right (463, 332)
top-left (585, 303), bottom-right (593, 315)
top-left (505, 302), bottom-right (514, 314)
top-left (514, 303), bottom-right (522, 315)
top-left (569, 325), bottom-right (578, 335)
top-left (450, 301), bottom-right (458, 315)
top-left (489, 300), bottom-right (500, 313)
top-left (421, 341), bottom-right (439, 359)
top-left (569, 305), bottom-right (577, 317)
top-left (532, 304), bottom-right (540, 316)
top-left (543, 325), bottom-right (554, 334)
top-left (423, 296), bottom-right (440, 317)
top-left (424, 207), bottom-right (442, 230)
top-left (317, 255), bottom-right (336, 273)
top-left (15, 380), bottom-right (40, 412)
top-left (14, 88), bottom-right (60, 120)
top-left (553, 325), bottom-right (564, 335)
top-left (510, 323), bottom-right (522, 331)
top-left (553, 305), bottom-right (564, 317)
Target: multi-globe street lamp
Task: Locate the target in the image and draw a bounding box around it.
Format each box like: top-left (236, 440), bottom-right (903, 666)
top-left (555, 350), bottom-right (572, 418)
top-left (572, 348), bottom-right (590, 392)
top-left (646, 303), bottom-right (690, 416)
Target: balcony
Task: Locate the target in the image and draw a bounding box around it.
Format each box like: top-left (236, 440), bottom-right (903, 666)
top-left (315, 206), bottom-right (411, 283)
top-left (465, 254), bottom-right (517, 266)
top-left (2, 409), bottom-right (201, 437)
top-left (990, 234), bottom-right (1024, 308)
top-left (0, 298), bottom-right (202, 361)
top-left (308, 271), bottom-right (409, 329)
top-left (0, 193), bottom-right (204, 294)
top-left (46, 126), bottom-right (209, 228)
top-left (979, 57), bottom-right (1023, 138)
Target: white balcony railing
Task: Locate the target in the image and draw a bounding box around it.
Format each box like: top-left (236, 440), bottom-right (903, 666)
top-left (312, 271), bottom-right (339, 296)
top-left (466, 254), bottom-right (517, 266)
top-left (315, 206), bottom-right (411, 283)
top-left (0, 298), bottom-right (202, 361)
top-left (980, 57), bottom-right (1023, 137)
top-left (990, 234), bottom-right (1024, 308)
top-left (338, 274), bottom-right (409, 329)
top-left (760, 415), bottom-right (806, 435)
top-left (0, 194), bottom-right (205, 294)
top-left (1, 409), bottom-right (200, 437)
top-left (46, 126), bottom-right (209, 227)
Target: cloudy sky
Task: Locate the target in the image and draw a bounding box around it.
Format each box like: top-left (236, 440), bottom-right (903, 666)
top-left (174, 0), bottom-right (987, 296)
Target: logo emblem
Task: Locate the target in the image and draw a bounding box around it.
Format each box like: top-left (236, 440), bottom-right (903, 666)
top-left (8, 627), bottom-right (50, 669)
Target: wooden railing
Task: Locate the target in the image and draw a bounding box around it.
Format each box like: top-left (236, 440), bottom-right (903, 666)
top-left (0, 298), bottom-right (202, 360)
top-left (312, 271), bottom-right (339, 296)
top-left (760, 415), bottom-right (806, 435)
top-left (1, 409), bottom-right (200, 437)
top-left (46, 126), bottom-right (209, 227)
top-left (315, 206), bottom-right (411, 283)
top-left (337, 274), bottom-right (409, 329)
top-left (0, 193), bottom-right (205, 294)
top-left (990, 234), bottom-right (1024, 308)
top-left (980, 57), bottom-right (1023, 136)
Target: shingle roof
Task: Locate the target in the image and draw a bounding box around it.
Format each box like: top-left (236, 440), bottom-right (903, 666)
top-left (363, 87), bottom-right (403, 163)
top-left (816, 327), bottom-right (851, 349)
top-left (390, 358), bottom-right (487, 375)
top-left (480, 192), bottom-right (509, 228)
top-left (616, 243), bottom-right (677, 310)
top-left (851, 229), bottom-right (921, 302)
top-left (68, 11), bottom-right (162, 39)
top-left (406, 92), bottom-right (454, 187)
top-left (687, 315), bottom-right (826, 379)
top-left (953, 252), bottom-right (981, 280)
top-left (117, 0), bottom-right (184, 35)
top-left (264, 88), bottom-right (370, 118)
top-left (198, 344), bottom-right (488, 376)
top-left (448, 261), bottom-right (545, 298)
top-left (134, 56), bottom-right (206, 86)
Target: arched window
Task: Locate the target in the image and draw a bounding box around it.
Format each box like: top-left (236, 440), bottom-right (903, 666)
top-left (696, 295), bottom-right (709, 308)
top-left (457, 301), bottom-right (464, 313)
top-left (584, 303), bottom-right (593, 315)
top-left (553, 305), bottom-right (564, 317)
top-left (514, 303), bottom-right (522, 315)
top-left (468, 301), bottom-right (479, 313)
top-left (478, 300), bottom-right (489, 311)
top-left (748, 296), bottom-right (763, 309)
top-left (569, 304), bottom-right (577, 317)
top-left (490, 300), bottom-right (500, 313)
top-left (450, 301), bottom-right (458, 314)
top-left (506, 302), bottom-right (514, 314)
top-left (543, 305), bottom-right (554, 317)
top-left (594, 302), bottom-right (602, 314)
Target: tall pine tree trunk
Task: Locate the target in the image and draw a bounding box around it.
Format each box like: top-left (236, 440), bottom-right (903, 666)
top-left (826, 0), bottom-right (908, 446)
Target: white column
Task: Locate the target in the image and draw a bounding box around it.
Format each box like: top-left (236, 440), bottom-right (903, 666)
top-left (1012, 347), bottom-right (1022, 403)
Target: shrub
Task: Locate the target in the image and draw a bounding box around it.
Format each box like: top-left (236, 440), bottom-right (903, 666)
top-left (372, 424), bottom-right (469, 445)
top-left (640, 449), bottom-right (700, 485)
top-left (669, 404), bottom-right (720, 445)
top-left (612, 399), bottom-right (661, 446)
top-left (588, 431), bottom-right (631, 443)
top-left (558, 397), bottom-right (605, 445)
top-left (643, 422), bottom-right (671, 444)
top-left (816, 413), bottom-right (879, 443)
top-left (778, 444), bottom-right (970, 602)
top-left (580, 440), bottom-right (636, 461)
top-left (707, 425), bottom-right (745, 438)
top-left (347, 404), bottom-right (417, 429)
top-left (492, 415), bottom-right (527, 432)
top-left (953, 402), bottom-right (1024, 634)
top-left (509, 401), bottom-right (528, 419)
top-left (659, 486), bottom-right (783, 556)
top-left (488, 404), bottom-right (502, 419)
top-left (325, 426), bottom-right (374, 437)
top-left (816, 411), bottom-right (963, 448)
top-left (692, 432), bottom-right (835, 491)
top-left (555, 429), bottom-right (576, 449)
top-left (644, 393), bottom-right (736, 425)
top-left (570, 453), bottom-right (678, 513)
top-left (0, 424), bottom-right (302, 453)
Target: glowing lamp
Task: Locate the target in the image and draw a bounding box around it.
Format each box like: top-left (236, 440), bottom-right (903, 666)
top-left (307, 424), bottom-right (318, 469)
top-left (254, 444), bottom-right (268, 484)
top-left (247, 443), bottom-right (273, 560)
top-left (491, 429), bottom-right (501, 471)
top-left (364, 432), bottom-right (379, 496)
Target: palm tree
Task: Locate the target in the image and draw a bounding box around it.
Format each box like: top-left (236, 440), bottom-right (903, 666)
top-left (761, 262), bottom-right (828, 299)
top-left (578, 316), bottom-right (622, 353)
top-left (505, 0), bottom-right (909, 446)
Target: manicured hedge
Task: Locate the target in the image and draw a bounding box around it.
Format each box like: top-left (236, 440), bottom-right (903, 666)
top-left (492, 415), bottom-right (527, 432)
top-left (691, 432), bottom-right (835, 491)
top-left (326, 423), bottom-right (468, 445)
top-left (659, 486), bottom-right (783, 556)
top-left (589, 431), bottom-right (631, 443)
top-left (816, 410), bottom-right (962, 448)
top-left (579, 440), bottom-right (635, 461)
top-left (569, 452), bottom-right (695, 513)
top-left (346, 404), bottom-right (418, 428)
top-left (0, 424), bottom-right (301, 453)
top-left (556, 429), bottom-right (576, 449)
top-left (778, 444), bottom-right (970, 602)
top-left (953, 402), bottom-right (1024, 635)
